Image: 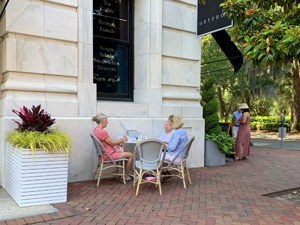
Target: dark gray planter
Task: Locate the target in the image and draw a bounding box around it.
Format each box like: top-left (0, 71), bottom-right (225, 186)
top-left (205, 139), bottom-right (225, 167)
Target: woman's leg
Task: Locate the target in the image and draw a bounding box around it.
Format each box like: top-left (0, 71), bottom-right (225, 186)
top-left (119, 152), bottom-right (133, 177)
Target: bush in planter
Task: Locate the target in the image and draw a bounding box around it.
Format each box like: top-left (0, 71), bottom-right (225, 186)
top-left (6, 104), bottom-right (71, 156)
top-left (205, 133), bottom-right (234, 155)
top-left (5, 104), bottom-right (72, 207)
top-left (201, 76), bottom-right (222, 135)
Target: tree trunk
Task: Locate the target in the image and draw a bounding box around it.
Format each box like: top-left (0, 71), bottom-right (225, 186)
top-left (217, 86), bottom-right (226, 119)
top-left (291, 60), bottom-right (300, 131)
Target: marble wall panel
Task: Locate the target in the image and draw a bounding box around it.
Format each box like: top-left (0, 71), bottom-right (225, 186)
top-left (78, 0), bottom-right (92, 10)
top-left (134, 0), bottom-right (151, 27)
top-left (45, 0), bottom-right (78, 7)
top-left (55, 118), bottom-right (95, 182)
top-left (44, 75), bottom-right (77, 93)
top-left (184, 118), bottom-right (205, 167)
top-left (78, 7), bottom-right (92, 44)
top-left (162, 0), bottom-right (196, 33)
top-left (0, 91), bottom-right (47, 116)
top-left (96, 102), bottom-right (148, 118)
top-left (150, 24), bottom-right (162, 55)
top-left (161, 96), bottom-right (202, 118)
top-left (45, 93), bottom-right (78, 117)
top-left (6, 1), bottom-right (44, 37)
top-left (16, 38), bottom-right (77, 76)
top-left (134, 88), bottom-right (162, 117)
top-left (0, 72), bottom-right (45, 92)
top-left (78, 43), bottom-right (93, 83)
top-left (176, 0), bottom-right (196, 6)
top-left (77, 82), bottom-right (97, 117)
top-left (162, 57), bottom-right (198, 86)
top-left (134, 24), bottom-right (151, 56)
top-left (45, 6), bottom-right (77, 42)
top-left (5, 38), bottom-right (17, 73)
top-left (134, 54), bottom-right (150, 89)
top-left (162, 29), bottom-right (200, 60)
top-left (149, 54), bottom-right (162, 88)
top-left (162, 29), bottom-right (182, 57)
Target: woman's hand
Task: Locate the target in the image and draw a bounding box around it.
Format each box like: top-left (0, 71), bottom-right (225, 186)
top-left (122, 136), bottom-right (127, 143)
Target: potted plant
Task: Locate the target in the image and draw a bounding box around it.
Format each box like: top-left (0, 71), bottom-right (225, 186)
top-left (4, 105), bottom-right (72, 207)
top-left (201, 76), bottom-right (234, 166)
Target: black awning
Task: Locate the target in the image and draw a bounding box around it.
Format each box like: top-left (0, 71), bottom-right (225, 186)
top-left (212, 30), bottom-right (243, 73)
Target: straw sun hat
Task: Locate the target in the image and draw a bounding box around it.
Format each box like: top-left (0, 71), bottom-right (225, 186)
top-left (239, 103), bottom-right (249, 109)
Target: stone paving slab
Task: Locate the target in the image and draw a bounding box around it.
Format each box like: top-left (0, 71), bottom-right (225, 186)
top-left (1, 147), bottom-right (300, 225)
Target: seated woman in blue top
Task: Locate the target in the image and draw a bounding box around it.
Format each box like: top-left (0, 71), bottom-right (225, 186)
top-left (164, 115), bottom-right (188, 163)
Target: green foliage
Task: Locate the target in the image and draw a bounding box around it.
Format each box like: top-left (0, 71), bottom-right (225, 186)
top-left (221, 0), bottom-right (300, 66)
top-left (201, 76), bottom-right (222, 135)
top-left (249, 116), bottom-right (291, 131)
top-left (201, 35), bottom-right (245, 120)
top-left (6, 130), bottom-right (72, 157)
top-left (205, 133), bottom-right (234, 155)
top-left (7, 105), bottom-right (72, 157)
top-left (296, 123), bottom-right (300, 131)
top-left (221, 0), bottom-right (300, 130)
top-left (251, 97), bottom-right (275, 116)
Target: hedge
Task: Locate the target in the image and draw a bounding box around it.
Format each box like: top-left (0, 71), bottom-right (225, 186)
top-left (223, 116), bottom-right (292, 132)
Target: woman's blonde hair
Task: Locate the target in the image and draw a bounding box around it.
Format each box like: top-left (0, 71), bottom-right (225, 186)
top-left (171, 115), bottom-right (184, 129)
top-left (92, 113), bottom-right (107, 124)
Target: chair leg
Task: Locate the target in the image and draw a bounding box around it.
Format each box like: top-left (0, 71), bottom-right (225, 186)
top-left (136, 170), bottom-right (142, 195)
top-left (186, 167), bottom-right (192, 184)
top-left (122, 160), bottom-right (126, 184)
top-left (97, 163), bottom-right (104, 187)
top-left (91, 164), bottom-right (98, 182)
top-left (157, 170), bottom-right (162, 195)
top-left (133, 170), bottom-right (137, 188)
top-left (181, 164), bottom-right (186, 189)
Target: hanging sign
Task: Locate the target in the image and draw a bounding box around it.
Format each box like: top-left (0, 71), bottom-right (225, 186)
top-left (197, 0), bottom-right (233, 37)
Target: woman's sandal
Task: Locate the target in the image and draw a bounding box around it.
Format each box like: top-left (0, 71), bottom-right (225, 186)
top-left (241, 156), bottom-right (247, 160)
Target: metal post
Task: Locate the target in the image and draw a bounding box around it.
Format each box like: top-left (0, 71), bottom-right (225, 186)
top-left (280, 126), bottom-right (283, 148)
top-left (280, 115), bottom-right (285, 149)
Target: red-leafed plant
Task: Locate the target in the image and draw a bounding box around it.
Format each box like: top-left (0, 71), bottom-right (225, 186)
top-left (12, 105), bottom-right (56, 132)
top-left (7, 105), bottom-right (71, 155)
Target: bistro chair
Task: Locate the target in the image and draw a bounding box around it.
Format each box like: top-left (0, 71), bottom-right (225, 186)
top-left (161, 136), bottom-right (195, 189)
top-left (133, 139), bottom-right (166, 195)
top-left (90, 133), bottom-right (128, 186)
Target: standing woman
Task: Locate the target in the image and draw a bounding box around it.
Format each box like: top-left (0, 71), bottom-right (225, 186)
top-left (235, 103), bottom-right (251, 161)
top-left (92, 113), bottom-right (133, 181)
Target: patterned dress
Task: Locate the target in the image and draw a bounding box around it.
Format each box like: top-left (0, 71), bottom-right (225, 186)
top-left (235, 114), bottom-right (251, 158)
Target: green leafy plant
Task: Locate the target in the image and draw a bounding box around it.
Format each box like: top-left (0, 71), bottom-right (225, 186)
top-left (205, 133), bottom-right (234, 155)
top-left (6, 105), bottom-right (72, 156)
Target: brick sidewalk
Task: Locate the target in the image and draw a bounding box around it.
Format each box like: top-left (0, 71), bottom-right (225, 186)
top-left (2, 147), bottom-right (300, 225)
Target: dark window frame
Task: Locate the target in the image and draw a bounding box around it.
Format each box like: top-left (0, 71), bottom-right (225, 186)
top-left (93, 0), bottom-right (134, 102)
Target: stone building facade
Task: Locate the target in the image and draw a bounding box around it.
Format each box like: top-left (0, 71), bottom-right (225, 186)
top-left (0, 0), bottom-right (204, 187)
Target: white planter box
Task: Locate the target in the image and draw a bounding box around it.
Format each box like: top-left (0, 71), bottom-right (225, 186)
top-left (4, 144), bottom-right (69, 207)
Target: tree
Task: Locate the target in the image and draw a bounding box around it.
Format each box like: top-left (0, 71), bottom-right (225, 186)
top-left (201, 35), bottom-right (243, 121)
top-left (200, 75), bottom-right (222, 135)
top-left (221, 0), bottom-right (300, 130)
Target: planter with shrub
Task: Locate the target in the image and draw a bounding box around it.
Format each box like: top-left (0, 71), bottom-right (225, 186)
top-left (4, 105), bottom-right (72, 207)
top-left (201, 77), bottom-right (234, 166)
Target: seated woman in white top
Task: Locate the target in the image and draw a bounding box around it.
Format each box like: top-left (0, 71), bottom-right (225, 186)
top-left (159, 120), bottom-right (173, 144)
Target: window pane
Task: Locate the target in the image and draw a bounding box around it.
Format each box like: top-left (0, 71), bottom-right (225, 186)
top-left (93, 0), bottom-right (128, 41)
top-left (93, 41), bottom-right (130, 97)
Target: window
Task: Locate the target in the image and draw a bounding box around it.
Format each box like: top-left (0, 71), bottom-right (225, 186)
top-left (93, 0), bottom-right (133, 101)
